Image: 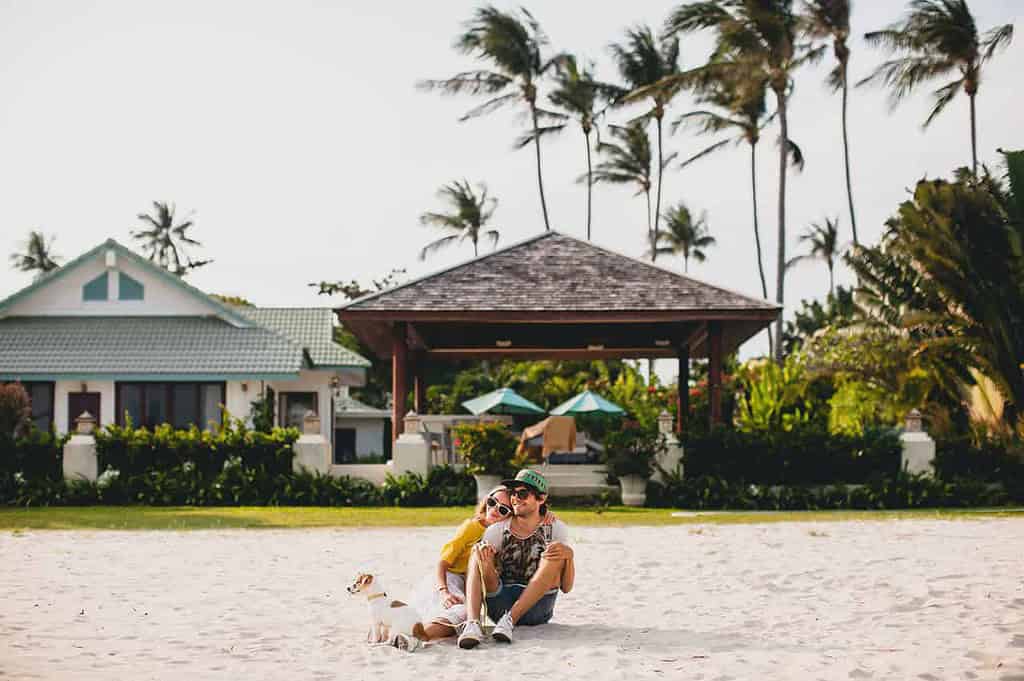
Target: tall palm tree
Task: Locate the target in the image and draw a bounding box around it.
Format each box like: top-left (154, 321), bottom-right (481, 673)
top-left (544, 55), bottom-right (610, 240)
top-left (419, 180), bottom-right (500, 260)
top-left (589, 122), bottom-right (676, 236)
top-left (418, 6), bottom-right (559, 230)
top-left (609, 27), bottom-right (682, 261)
top-left (10, 231), bottom-right (61, 277)
top-left (801, 0), bottom-right (858, 244)
top-left (648, 202), bottom-right (716, 272)
top-left (132, 201), bottom-right (211, 277)
top-left (788, 217), bottom-right (842, 294)
top-left (667, 0), bottom-right (817, 362)
top-left (858, 0), bottom-right (1013, 176)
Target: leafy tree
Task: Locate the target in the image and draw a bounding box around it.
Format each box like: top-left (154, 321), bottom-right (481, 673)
top-left (782, 285), bottom-right (856, 354)
top-left (667, 0), bottom-right (819, 362)
top-left (418, 180), bottom-right (499, 260)
top-left (788, 216), bottom-right (844, 294)
top-left (9, 231), bottom-right (61, 277)
top-left (649, 201), bottom-right (715, 272)
top-left (610, 26), bottom-right (683, 260)
top-left (132, 201), bottom-right (211, 277)
top-left (309, 269), bottom-right (406, 299)
top-left (418, 6), bottom-right (560, 230)
top-left (210, 294), bottom-right (255, 307)
top-left (590, 122), bottom-right (670, 236)
top-left (801, 0), bottom-right (859, 244)
top-left (858, 0), bottom-right (1013, 175)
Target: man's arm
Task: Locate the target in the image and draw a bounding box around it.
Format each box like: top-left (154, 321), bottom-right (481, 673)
top-left (543, 520), bottom-right (575, 593)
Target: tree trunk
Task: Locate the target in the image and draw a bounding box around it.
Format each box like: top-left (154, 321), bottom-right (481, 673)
top-left (750, 142), bottom-right (773, 358)
top-left (645, 189), bottom-right (652, 235)
top-left (474, 240), bottom-right (479, 257)
top-left (774, 90), bottom-right (789, 364)
top-left (969, 92), bottom-right (978, 176)
top-left (841, 77), bottom-right (858, 245)
top-left (684, 256), bottom-right (689, 273)
top-left (653, 114), bottom-right (665, 262)
top-left (584, 129), bottom-right (593, 240)
top-left (531, 104), bottom-right (552, 230)
top-left (828, 263), bottom-right (834, 296)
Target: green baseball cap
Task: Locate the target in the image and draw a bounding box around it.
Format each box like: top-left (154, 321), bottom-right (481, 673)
top-left (501, 469), bottom-right (549, 496)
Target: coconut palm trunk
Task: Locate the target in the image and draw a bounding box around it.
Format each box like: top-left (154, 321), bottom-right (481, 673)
top-left (774, 90), bottom-right (789, 364)
top-left (584, 128), bottom-right (593, 240)
top-left (749, 142), bottom-right (774, 357)
top-left (531, 103), bottom-right (552, 230)
top-left (841, 77), bottom-right (858, 244)
top-left (969, 91), bottom-right (978, 176)
top-left (653, 111), bottom-right (665, 262)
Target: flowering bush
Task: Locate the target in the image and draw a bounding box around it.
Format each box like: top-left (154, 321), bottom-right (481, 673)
top-left (452, 422), bottom-right (517, 476)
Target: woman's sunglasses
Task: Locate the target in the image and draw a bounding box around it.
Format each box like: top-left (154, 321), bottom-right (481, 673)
top-left (486, 496), bottom-right (513, 516)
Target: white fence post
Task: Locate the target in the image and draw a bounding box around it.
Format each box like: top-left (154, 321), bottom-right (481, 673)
top-left (63, 412), bottom-right (98, 482)
top-left (391, 410), bottom-right (431, 477)
top-left (293, 410), bottom-right (330, 474)
top-left (900, 409), bottom-right (936, 477)
top-left (652, 410), bottom-right (683, 484)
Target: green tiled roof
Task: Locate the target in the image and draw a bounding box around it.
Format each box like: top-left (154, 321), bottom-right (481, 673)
top-left (236, 307), bottom-right (370, 368)
top-left (0, 316), bottom-right (303, 379)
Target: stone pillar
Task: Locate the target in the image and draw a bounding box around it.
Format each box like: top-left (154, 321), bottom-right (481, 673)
top-left (391, 410), bottom-right (431, 478)
top-left (293, 410), bottom-right (330, 474)
top-left (652, 410), bottom-right (683, 484)
top-left (64, 412), bottom-right (98, 482)
top-left (900, 408), bottom-right (935, 476)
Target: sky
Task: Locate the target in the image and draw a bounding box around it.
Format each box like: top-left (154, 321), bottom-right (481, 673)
top-left (1, 0), bottom-right (1021, 369)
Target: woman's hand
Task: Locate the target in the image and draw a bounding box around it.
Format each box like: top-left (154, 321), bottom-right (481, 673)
top-left (442, 592), bottom-right (464, 608)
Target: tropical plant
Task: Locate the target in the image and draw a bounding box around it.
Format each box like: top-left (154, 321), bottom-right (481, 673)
top-left (452, 421), bottom-right (517, 476)
top-left (734, 355), bottom-right (813, 432)
top-left (801, 0), bottom-right (859, 244)
top-left (858, 0), bottom-right (1013, 175)
top-left (590, 122), bottom-right (672, 237)
top-left (648, 201), bottom-right (715, 272)
top-left (545, 55), bottom-right (611, 240)
top-left (610, 26), bottom-right (683, 260)
top-left (131, 201), bottom-right (211, 277)
top-left (418, 179), bottom-right (499, 260)
top-left (788, 217), bottom-right (844, 294)
top-left (9, 231), bottom-right (61, 276)
top-left (603, 424), bottom-right (665, 478)
top-left (667, 0), bottom-right (819, 362)
top-left (782, 285), bottom-right (856, 354)
top-left (418, 6), bottom-right (560, 230)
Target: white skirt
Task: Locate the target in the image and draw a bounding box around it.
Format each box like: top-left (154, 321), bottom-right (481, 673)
top-left (411, 570), bottom-right (469, 628)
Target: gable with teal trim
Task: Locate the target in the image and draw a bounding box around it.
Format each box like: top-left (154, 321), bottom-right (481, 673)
top-left (118, 272), bottom-right (144, 300)
top-left (82, 272), bottom-right (109, 301)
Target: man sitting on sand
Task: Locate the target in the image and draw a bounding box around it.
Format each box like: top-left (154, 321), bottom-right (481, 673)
top-left (458, 469), bottom-right (576, 648)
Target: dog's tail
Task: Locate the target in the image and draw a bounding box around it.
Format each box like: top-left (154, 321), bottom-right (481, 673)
top-left (412, 622), bottom-right (428, 641)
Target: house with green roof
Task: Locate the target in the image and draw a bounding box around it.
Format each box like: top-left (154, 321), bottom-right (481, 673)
top-left (0, 239), bottom-right (384, 462)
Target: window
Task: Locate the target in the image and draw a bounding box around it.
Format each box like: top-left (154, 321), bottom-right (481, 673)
top-left (334, 428), bottom-right (356, 464)
top-left (280, 392), bottom-right (318, 430)
top-left (21, 382), bottom-right (55, 431)
top-left (83, 272), bottom-right (109, 301)
top-left (119, 272), bottom-right (144, 300)
top-left (116, 382), bottom-right (224, 429)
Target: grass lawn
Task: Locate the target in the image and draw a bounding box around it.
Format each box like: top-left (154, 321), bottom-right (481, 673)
top-left (0, 506), bottom-right (1021, 530)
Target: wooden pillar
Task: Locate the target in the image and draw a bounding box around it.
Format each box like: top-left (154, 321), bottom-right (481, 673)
top-left (708, 321), bottom-right (723, 428)
top-left (391, 322), bottom-right (408, 443)
top-left (676, 345), bottom-right (690, 436)
top-left (412, 351), bottom-right (426, 415)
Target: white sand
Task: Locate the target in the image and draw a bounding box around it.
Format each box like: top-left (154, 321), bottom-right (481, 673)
top-left (2, 519), bottom-right (1023, 681)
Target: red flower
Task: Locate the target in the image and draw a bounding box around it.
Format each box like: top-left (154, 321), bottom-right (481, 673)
top-left (647, 386), bottom-right (656, 394)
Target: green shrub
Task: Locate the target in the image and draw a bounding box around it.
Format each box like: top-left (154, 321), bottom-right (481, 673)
top-left (0, 382), bottom-right (32, 437)
top-left (381, 466), bottom-right (476, 507)
top-left (603, 425), bottom-right (665, 478)
top-left (452, 422), bottom-right (517, 477)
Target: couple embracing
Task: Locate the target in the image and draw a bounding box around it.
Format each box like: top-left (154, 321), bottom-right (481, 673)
top-left (415, 469), bottom-right (576, 648)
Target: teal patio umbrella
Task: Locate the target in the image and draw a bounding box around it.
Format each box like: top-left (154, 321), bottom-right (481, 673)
top-left (549, 390), bottom-right (626, 416)
top-left (462, 388), bottom-right (546, 416)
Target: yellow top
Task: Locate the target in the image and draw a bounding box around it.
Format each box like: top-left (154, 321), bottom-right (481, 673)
top-left (440, 518), bottom-right (486, 574)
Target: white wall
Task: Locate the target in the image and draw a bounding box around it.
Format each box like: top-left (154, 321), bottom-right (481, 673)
top-left (54, 380), bottom-right (115, 434)
top-left (335, 417), bottom-right (386, 460)
top-left (6, 247), bottom-right (221, 318)
top-left (266, 370), bottom-right (334, 442)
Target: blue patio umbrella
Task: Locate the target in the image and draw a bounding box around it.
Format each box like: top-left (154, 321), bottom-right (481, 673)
top-left (462, 388), bottom-right (546, 416)
top-left (549, 390), bottom-right (626, 416)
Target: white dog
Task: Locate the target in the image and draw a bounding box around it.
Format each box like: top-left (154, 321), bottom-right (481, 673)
top-left (346, 572), bottom-right (427, 652)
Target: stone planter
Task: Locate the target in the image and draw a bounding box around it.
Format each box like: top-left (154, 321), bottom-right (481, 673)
top-left (473, 474), bottom-right (503, 502)
top-left (619, 474), bottom-right (649, 507)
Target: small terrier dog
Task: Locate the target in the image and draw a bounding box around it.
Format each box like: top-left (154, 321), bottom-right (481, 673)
top-left (347, 572), bottom-right (427, 652)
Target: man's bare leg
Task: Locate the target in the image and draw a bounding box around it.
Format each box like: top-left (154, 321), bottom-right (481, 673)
top-left (507, 557), bottom-right (565, 624)
top-left (422, 622), bottom-right (456, 640)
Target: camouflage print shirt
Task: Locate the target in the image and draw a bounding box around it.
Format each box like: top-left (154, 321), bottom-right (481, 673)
top-left (482, 518), bottom-right (570, 586)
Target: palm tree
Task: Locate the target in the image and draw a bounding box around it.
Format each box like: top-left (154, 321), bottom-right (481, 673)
top-left (788, 217), bottom-right (843, 294)
top-left (543, 55), bottom-right (611, 240)
top-left (801, 0), bottom-right (859, 245)
top-left (858, 0), bottom-right (1013, 176)
top-left (418, 6), bottom-right (559, 230)
top-left (667, 0), bottom-right (816, 363)
top-left (589, 122), bottom-right (676, 237)
top-left (10, 231), bottom-right (61, 277)
top-left (131, 202), bottom-right (211, 277)
top-left (609, 27), bottom-right (682, 261)
top-left (419, 180), bottom-right (500, 260)
top-left (649, 202), bottom-right (716, 272)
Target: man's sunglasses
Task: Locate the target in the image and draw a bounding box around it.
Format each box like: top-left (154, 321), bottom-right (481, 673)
top-left (509, 487), bottom-right (537, 500)
top-left (486, 496), bottom-right (513, 516)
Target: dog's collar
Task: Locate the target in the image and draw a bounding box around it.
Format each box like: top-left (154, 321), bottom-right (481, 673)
top-left (366, 591), bottom-right (387, 601)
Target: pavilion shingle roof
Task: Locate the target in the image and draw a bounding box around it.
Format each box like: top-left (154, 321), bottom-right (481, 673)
top-left (342, 231), bottom-right (777, 313)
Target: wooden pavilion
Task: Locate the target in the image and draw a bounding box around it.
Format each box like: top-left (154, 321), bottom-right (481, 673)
top-left (335, 231), bottom-right (780, 442)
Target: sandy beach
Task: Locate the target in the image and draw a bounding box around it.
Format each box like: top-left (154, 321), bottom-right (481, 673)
top-left (2, 518), bottom-right (1022, 681)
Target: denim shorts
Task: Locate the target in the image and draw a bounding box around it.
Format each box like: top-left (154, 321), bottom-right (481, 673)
top-left (485, 582), bottom-right (558, 626)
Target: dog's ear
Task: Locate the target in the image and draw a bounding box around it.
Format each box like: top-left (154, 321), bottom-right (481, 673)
top-left (359, 574), bottom-right (374, 587)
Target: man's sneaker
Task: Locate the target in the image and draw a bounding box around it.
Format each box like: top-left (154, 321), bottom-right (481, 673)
top-left (458, 620), bottom-right (484, 649)
top-left (491, 612), bottom-right (515, 643)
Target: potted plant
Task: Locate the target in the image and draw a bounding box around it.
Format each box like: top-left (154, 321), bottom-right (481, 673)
top-left (452, 422), bottom-right (517, 501)
top-left (604, 424), bottom-right (666, 506)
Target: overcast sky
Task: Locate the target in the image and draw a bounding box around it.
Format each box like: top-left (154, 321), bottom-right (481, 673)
top-left (1, 0), bottom-right (1021, 362)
